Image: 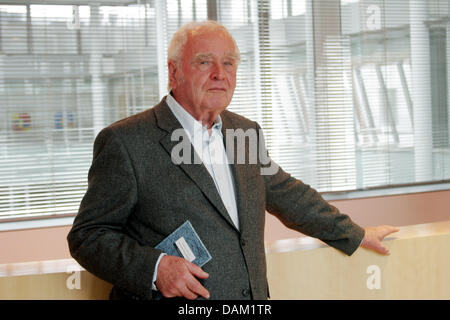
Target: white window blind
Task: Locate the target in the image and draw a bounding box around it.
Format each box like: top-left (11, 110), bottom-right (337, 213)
top-left (0, 0), bottom-right (449, 223)
top-left (341, 0), bottom-right (450, 190)
top-left (0, 2), bottom-right (162, 221)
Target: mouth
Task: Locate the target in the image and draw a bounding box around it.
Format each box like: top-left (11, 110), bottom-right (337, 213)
top-left (208, 88), bottom-right (227, 91)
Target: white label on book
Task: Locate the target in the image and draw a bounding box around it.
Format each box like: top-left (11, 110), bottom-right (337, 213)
top-left (175, 237), bottom-right (196, 262)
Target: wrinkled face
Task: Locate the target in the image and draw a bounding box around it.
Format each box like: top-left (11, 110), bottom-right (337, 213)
top-left (169, 29), bottom-right (238, 116)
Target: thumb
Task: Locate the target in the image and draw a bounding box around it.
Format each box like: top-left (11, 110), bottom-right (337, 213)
top-left (186, 261), bottom-right (209, 279)
top-left (376, 242), bottom-right (390, 255)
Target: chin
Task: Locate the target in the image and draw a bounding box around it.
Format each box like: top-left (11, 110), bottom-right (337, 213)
top-left (205, 98), bottom-right (231, 111)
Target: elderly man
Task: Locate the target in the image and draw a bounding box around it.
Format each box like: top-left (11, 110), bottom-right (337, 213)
top-left (67, 20), bottom-right (398, 300)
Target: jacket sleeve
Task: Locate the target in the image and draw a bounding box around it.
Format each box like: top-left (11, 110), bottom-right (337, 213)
top-left (257, 123), bottom-right (365, 256)
top-left (67, 126), bottom-right (163, 299)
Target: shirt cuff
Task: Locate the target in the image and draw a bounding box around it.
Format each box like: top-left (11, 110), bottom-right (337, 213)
top-left (357, 228), bottom-right (366, 250)
top-left (152, 253), bottom-right (167, 291)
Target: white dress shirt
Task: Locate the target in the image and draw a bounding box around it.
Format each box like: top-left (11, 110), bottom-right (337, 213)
top-left (166, 94), bottom-right (240, 229)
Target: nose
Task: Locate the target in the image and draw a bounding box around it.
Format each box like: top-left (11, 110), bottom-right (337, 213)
top-left (211, 63), bottom-right (225, 80)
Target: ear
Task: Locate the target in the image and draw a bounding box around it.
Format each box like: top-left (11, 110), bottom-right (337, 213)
top-left (168, 60), bottom-right (179, 90)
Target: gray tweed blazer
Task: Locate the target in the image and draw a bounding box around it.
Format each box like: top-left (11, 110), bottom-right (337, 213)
top-left (67, 96), bottom-right (365, 300)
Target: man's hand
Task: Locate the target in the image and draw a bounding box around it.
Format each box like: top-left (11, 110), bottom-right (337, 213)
top-left (155, 255), bottom-right (210, 300)
top-left (361, 225), bottom-right (399, 255)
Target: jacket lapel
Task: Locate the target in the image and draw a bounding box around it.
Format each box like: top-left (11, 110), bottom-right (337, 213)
top-left (221, 113), bottom-right (251, 237)
top-left (154, 98), bottom-right (240, 233)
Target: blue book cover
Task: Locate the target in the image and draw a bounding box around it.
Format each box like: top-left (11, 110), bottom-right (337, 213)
top-left (155, 220), bottom-right (212, 267)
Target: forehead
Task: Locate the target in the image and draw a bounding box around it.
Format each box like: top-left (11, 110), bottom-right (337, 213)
top-left (184, 29), bottom-right (237, 59)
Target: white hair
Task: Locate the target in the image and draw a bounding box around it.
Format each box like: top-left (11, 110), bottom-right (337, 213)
top-left (167, 20), bottom-right (241, 91)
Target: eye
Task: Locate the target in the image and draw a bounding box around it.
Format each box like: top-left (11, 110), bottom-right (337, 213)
top-left (224, 60), bottom-right (236, 68)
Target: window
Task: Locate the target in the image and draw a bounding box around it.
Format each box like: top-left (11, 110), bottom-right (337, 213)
top-left (1, 0), bottom-right (449, 223)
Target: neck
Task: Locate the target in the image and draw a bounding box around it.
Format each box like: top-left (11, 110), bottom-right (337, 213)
top-left (199, 111), bottom-right (221, 129)
top-left (170, 93), bottom-right (221, 129)
top-left (179, 105), bottom-right (219, 129)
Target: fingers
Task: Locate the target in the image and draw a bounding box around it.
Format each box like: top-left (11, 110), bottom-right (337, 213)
top-left (162, 283), bottom-right (199, 300)
top-left (388, 225), bottom-right (400, 235)
top-left (379, 225), bottom-right (400, 239)
top-left (174, 278), bottom-right (207, 300)
top-left (187, 260), bottom-right (210, 279)
top-left (185, 273), bottom-right (210, 299)
top-left (186, 261), bottom-right (210, 299)
top-left (156, 255), bottom-right (210, 300)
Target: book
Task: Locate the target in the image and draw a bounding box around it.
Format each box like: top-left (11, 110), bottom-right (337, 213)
top-left (153, 221), bottom-right (212, 300)
top-left (155, 220), bottom-right (212, 267)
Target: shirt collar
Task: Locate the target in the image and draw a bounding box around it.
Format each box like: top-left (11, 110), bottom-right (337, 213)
top-left (166, 93), bottom-right (223, 138)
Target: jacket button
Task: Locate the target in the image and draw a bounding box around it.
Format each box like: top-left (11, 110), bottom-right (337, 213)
top-left (241, 238), bottom-right (247, 246)
top-left (242, 288), bottom-right (250, 297)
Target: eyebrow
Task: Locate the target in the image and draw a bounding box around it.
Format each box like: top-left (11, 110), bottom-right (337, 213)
top-left (194, 53), bottom-right (213, 61)
top-left (194, 52), bottom-right (239, 62)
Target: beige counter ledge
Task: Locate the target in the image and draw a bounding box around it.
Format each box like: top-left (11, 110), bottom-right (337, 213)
top-left (265, 220), bottom-right (450, 299)
top-left (0, 259), bottom-right (112, 299)
top-left (0, 221), bottom-right (449, 299)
